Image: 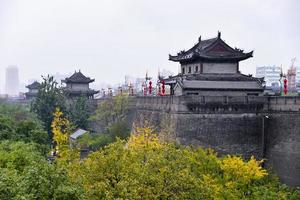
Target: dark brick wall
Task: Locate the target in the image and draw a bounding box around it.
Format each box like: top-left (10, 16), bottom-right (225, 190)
top-left (134, 108), bottom-right (300, 187)
top-left (265, 113), bottom-right (300, 187)
top-left (135, 110), bottom-right (263, 158)
top-left (175, 113), bottom-right (262, 159)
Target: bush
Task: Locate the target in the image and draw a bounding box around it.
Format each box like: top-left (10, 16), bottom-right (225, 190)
top-left (65, 128), bottom-right (300, 200)
top-left (77, 133), bottom-right (114, 151)
top-left (0, 141), bottom-right (84, 199)
top-left (0, 103), bottom-right (50, 155)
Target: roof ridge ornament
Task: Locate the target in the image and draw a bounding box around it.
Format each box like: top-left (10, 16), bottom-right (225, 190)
top-left (218, 31), bottom-right (221, 39)
top-left (198, 35), bottom-right (201, 43)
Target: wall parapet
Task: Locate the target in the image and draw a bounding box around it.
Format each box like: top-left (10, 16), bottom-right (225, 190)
top-left (136, 96), bottom-right (300, 113)
top-left (268, 96), bottom-right (300, 112)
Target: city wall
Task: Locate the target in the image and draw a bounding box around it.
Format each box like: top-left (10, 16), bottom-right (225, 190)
top-left (134, 96), bottom-right (300, 187)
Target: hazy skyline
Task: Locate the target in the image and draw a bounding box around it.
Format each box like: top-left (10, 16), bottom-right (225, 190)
top-left (0, 0), bottom-right (299, 93)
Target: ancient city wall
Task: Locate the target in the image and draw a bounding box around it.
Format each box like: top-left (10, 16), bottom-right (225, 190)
top-left (135, 96), bottom-right (300, 187)
top-left (264, 112), bottom-right (300, 187)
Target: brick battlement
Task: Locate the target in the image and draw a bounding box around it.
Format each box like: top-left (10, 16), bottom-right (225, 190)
top-left (136, 96), bottom-right (300, 113)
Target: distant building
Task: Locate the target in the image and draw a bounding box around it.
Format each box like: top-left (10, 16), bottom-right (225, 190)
top-left (62, 71), bottom-right (99, 99)
top-left (256, 65), bottom-right (281, 87)
top-left (166, 32), bottom-right (264, 96)
top-left (5, 66), bottom-right (20, 96)
top-left (25, 81), bottom-right (41, 99)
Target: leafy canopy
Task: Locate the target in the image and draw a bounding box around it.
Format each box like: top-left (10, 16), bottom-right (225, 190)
top-left (0, 141), bottom-right (83, 200)
top-left (31, 75), bottom-right (66, 134)
top-left (0, 102), bottom-right (50, 154)
top-left (62, 127), bottom-right (300, 200)
top-left (68, 96), bottom-right (90, 129)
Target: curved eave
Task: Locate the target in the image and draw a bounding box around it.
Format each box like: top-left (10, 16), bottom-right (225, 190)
top-left (198, 51), bottom-right (253, 61)
top-left (169, 51), bottom-right (253, 63)
top-left (63, 79), bottom-right (95, 84)
top-left (63, 89), bottom-right (100, 95)
top-left (169, 53), bottom-right (197, 62)
top-left (26, 86), bottom-right (40, 90)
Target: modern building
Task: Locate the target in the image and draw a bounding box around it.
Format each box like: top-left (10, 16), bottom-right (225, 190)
top-left (256, 65), bottom-right (281, 87)
top-left (166, 32), bottom-right (264, 96)
top-left (25, 81), bottom-right (41, 99)
top-left (62, 71), bottom-right (99, 99)
top-left (5, 66), bottom-right (20, 96)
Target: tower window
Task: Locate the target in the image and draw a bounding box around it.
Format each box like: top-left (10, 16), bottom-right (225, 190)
top-left (182, 68), bottom-right (185, 74)
top-left (195, 66), bottom-right (198, 72)
top-left (188, 67), bottom-right (191, 73)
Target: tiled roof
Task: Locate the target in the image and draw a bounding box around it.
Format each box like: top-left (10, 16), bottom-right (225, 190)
top-left (26, 81), bottom-right (41, 89)
top-left (169, 32), bottom-right (253, 62)
top-left (64, 71), bottom-right (94, 83)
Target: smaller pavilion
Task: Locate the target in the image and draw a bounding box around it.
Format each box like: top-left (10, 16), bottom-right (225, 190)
top-left (25, 81), bottom-right (41, 99)
top-left (62, 71), bottom-right (99, 99)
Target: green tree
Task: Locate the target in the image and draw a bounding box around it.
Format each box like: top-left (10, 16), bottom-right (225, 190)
top-left (16, 120), bottom-right (50, 155)
top-left (0, 141), bottom-right (84, 199)
top-left (31, 75), bottom-right (66, 135)
top-left (0, 102), bottom-right (50, 154)
top-left (0, 101), bottom-right (39, 123)
top-left (76, 133), bottom-right (114, 151)
top-left (90, 95), bottom-right (131, 139)
top-left (0, 114), bottom-right (16, 140)
top-left (91, 95), bottom-right (130, 127)
top-left (16, 120), bottom-right (48, 143)
top-left (68, 96), bottom-right (90, 129)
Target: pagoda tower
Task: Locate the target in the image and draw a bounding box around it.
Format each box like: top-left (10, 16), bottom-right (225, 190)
top-left (62, 71), bottom-right (99, 99)
top-left (166, 32), bottom-right (264, 96)
top-left (25, 81), bottom-right (41, 99)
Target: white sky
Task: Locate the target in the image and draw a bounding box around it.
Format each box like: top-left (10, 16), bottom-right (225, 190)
top-left (0, 0), bottom-right (299, 92)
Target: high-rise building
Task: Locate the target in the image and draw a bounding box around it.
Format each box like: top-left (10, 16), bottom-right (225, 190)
top-left (256, 65), bottom-right (281, 87)
top-left (5, 66), bottom-right (20, 96)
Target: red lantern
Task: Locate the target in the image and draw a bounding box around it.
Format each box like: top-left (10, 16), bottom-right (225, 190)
top-left (283, 79), bottom-right (288, 95)
top-left (149, 81), bottom-right (152, 95)
top-left (161, 80), bottom-right (165, 95)
top-left (158, 83), bottom-right (161, 96)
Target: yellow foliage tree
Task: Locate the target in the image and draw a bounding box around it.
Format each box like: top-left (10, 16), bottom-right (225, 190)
top-left (128, 126), bottom-right (163, 150)
top-left (51, 107), bottom-right (71, 152)
top-left (51, 107), bottom-right (80, 166)
top-left (220, 155), bottom-right (268, 185)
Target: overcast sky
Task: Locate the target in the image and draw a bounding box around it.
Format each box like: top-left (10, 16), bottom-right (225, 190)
top-left (0, 0), bottom-right (299, 92)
